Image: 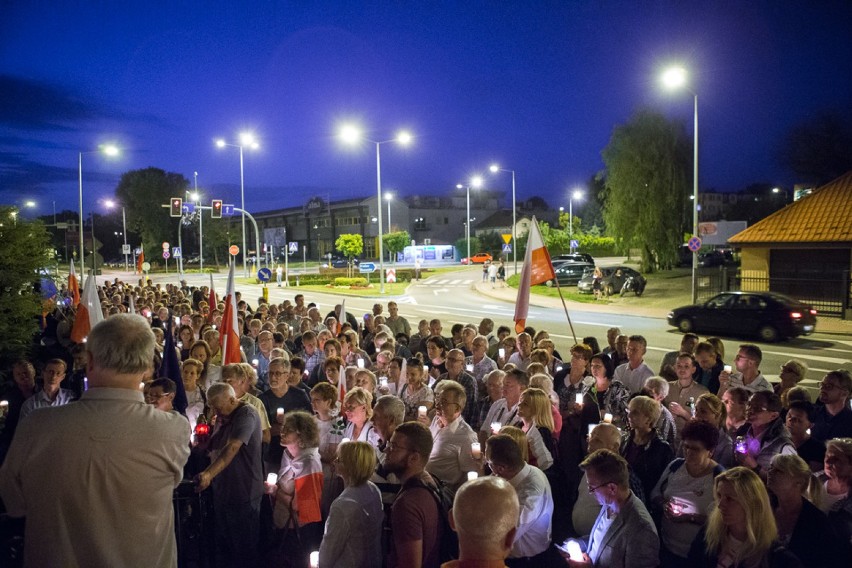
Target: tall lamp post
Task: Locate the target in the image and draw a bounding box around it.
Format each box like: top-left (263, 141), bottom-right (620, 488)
top-left (339, 125), bottom-right (412, 294)
top-left (104, 200), bottom-right (128, 272)
top-left (194, 171), bottom-right (204, 271)
top-left (78, 145), bottom-right (119, 267)
top-left (457, 176), bottom-right (484, 263)
top-left (489, 164), bottom-right (517, 275)
top-left (662, 65), bottom-right (699, 304)
top-left (569, 188), bottom-right (583, 247)
top-left (385, 192), bottom-right (393, 263)
top-left (216, 133), bottom-right (259, 277)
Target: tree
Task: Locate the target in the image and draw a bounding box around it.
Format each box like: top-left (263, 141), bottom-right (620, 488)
top-left (382, 231), bottom-right (410, 263)
top-left (335, 234), bottom-right (363, 276)
top-left (114, 168), bottom-right (190, 262)
top-left (454, 237), bottom-right (481, 260)
top-left (0, 209), bottom-right (53, 360)
top-left (601, 110), bottom-right (690, 272)
top-left (781, 111), bottom-right (852, 185)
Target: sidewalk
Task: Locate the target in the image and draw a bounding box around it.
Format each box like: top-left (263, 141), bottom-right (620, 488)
top-left (471, 281), bottom-right (852, 336)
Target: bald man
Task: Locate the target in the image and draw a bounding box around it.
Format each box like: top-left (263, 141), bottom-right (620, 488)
top-left (447, 476), bottom-right (519, 567)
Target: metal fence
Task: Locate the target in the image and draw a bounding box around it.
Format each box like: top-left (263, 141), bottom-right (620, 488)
top-left (696, 267), bottom-right (851, 318)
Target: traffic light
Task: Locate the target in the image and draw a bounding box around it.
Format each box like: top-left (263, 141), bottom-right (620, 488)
top-left (170, 197), bottom-right (183, 218)
top-left (211, 199), bottom-right (223, 218)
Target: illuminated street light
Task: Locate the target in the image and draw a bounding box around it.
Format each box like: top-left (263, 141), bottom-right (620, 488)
top-left (569, 189), bottom-right (583, 246)
top-left (458, 176), bottom-right (484, 263)
top-left (79, 144), bottom-right (120, 270)
top-left (489, 163), bottom-right (518, 275)
top-left (104, 199), bottom-right (129, 272)
top-left (661, 64), bottom-right (699, 304)
top-left (216, 133), bottom-right (260, 277)
top-left (338, 124), bottom-right (413, 293)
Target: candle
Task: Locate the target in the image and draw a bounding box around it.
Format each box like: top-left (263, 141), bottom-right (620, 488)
top-left (379, 377), bottom-right (388, 388)
top-left (471, 442), bottom-right (481, 459)
top-left (340, 437), bottom-right (351, 444)
top-left (575, 393), bottom-right (584, 405)
top-left (276, 408), bottom-right (284, 419)
top-left (498, 348), bottom-right (505, 358)
top-left (266, 473), bottom-right (279, 485)
top-left (357, 358), bottom-right (365, 369)
top-left (139, 382), bottom-right (145, 391)
top-left (252, 359), bottom-right (259, 367)
top-left (422, 365), bottom-right (429, 373)
top-left (84, 378), bottom-right (88, 391)
top-left (467, 471), bottom-right (478, 481)
top-left (491, 421), bottom-right (502, 434)
top-left (0, 400), bottom-right (8, 416)
top-left (603, 413), bottom-right (613, 424)
top-left (309, 551), bottom-right (319, 568)
top-left (466, 364), bottom-right (474, 373)
top-left (723, 364), bottom-right (732, 373)
top-left (418, 406), bottom-right (427, 418)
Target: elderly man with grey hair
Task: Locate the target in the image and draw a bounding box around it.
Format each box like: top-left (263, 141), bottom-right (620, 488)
top-left (0, 314), bottom-right (190, 568)
top-left (644, 376), bottom-right (677, 449)
top-left (372, 395), bottom-right (407, 504)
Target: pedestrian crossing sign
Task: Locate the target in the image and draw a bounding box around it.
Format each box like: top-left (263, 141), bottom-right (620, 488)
top-left (502, 243), bottom-right (512, 253)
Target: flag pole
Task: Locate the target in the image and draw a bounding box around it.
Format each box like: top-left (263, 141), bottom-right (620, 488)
top-left (551, 277), bottom-right (578, 344)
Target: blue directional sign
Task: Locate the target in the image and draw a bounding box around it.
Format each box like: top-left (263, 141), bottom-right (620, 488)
top-left (222, 204), bottom-right (235, 216)
top-left (359, 262), bottom-right (377, 273)
top-left (182, 203), bottom-right (195, 214)
top-left (502, 243), bottom-right (512, 253)
top-left (257, 267), bottom-right (272, 282)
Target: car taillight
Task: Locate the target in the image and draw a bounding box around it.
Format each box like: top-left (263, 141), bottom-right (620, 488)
top-left (790, 311), bottom-right (802, 319)
top-left (810, 309), bottom-right (817, 315)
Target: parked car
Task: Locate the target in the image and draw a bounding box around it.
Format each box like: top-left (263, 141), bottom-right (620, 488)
top-left (667, 291), bottom-right (817, 342)
top-left (553, 252), bottom-right (595, 264)
top-left (577, 266), bottom-right (646, 296)
top-left (461, 252), bottom-right (493, 264)
top-left (323, 254), bottom-right (359, 269)
top-left (541, 261), bottom-right (594, 287)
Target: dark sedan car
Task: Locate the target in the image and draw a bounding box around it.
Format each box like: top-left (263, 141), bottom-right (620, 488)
top-left (577, 266), bottom-right (646, 296)
top-left (667, 291), bottom-right (817, 342)
top-left (541, 261), bottom-right (594, 287)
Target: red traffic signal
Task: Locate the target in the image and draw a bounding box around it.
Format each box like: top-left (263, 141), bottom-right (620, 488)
top-left (211, 199), bottom-right (223, 218)
top-left (170, 197), bottom-right (183, 217)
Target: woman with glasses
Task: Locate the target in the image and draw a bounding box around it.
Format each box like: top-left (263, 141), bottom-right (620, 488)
top-left (318, 441), bottom-right (383, 568)
top-left (341, 387), bottom-right (381, 450)
top-left (588, 352), bottom-right (630, 428)
top-left (651, 420), bottom-right (724, 568)
top-left (733, 391), bottom-right (796, 479)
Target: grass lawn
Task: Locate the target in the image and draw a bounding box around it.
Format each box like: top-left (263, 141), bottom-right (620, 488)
top-left (283, 282), bottom-right (411, 297)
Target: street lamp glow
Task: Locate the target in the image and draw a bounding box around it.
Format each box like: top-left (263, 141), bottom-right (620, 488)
top-left (24, 200), bottom-right (36, 208)
top-left (215, 139), bottom-right (226, 148)
top-left (396, 131), bottom-right (412, 145)
top-left (489, 164), bottom-right (500, 173)
top-left (104, 199), bottom-right (115, 208)
top-left (661, 66), bottom-right (687, 89)
top-left (772, 187), bottom-right (781, 194)
top-left (239, 132), bottom-right (257, 147)
top-left (339, 124), bottom-right (362, 145)
top-left (101, 144), bottom-right (120, 157)
top-left (572, 189), bottom-right (583, 201)
top-left (189, 192), bottom-right (199, 201)
top-left (471, 175), bottom-right (484, 188)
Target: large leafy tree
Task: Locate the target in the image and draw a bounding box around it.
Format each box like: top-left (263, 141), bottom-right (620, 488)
top-left (0, 209), bottom-right (53, 360)
top-left (601, 110), bottom-right (690, 271)
top-left (335, 234), bottom-right (363, 276)
top-left (382, 231), bottom-right (410, 263)
top-left (114, 168), bottom-right (189, 260)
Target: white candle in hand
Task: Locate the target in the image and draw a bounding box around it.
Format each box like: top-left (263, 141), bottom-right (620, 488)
top-left (575, 393), bottom-right (584, 405)
top-left (603, 413), bottom-right (613, 424)
top-left (467, 471), bottom-right (478, 481)
top-left (491, 421), bottom-right (502, 434)
top-left (471, 442), bottom-right (481, 459)
top-left (418, 406), bottom-right (427, 418)
top-left (309, 550), bottom-right (319, 568)
top-left (723, 365), bottom-right (732, 373)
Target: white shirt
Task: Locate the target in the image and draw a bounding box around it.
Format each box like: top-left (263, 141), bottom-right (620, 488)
top-left (573, 473), bottom-right (602, 538)
top-left (727, 372), bottom-right (772, 393)
top-left (614, 361), bottom-right (655, 394)
top-left (507, 352), bottom-right (530, 371)
top-left (19, 387), bottom-right (76, 420)
top-left (426, 415), bottom-right (478, 489)
top-left (525, 423), bottom-right (554, 471)
top-left (507, 464), bottom-right (553, 558)
top-left (479, 398), bottom-right (523, 436)
top-left (588, 506), bottom-right (617, 563)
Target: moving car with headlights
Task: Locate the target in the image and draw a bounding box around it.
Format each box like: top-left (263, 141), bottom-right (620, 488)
top-left (667, 291), bottom-right (817, 342)
top-left (577, 266), bottom-right (646, 296)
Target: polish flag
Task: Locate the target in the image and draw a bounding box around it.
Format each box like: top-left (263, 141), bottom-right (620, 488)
top-left (219, 260), bottom-right (242, 365)
top-left (68, 259), bottom-right (80, 308)
top-left (338, 371), bottom-right (347, 404)
top-left (513, 216), bottom-right (555, 333)
top-left (136, 245), bottom-right (145, 274)
top-left (207, 273), bottom-right (218, 322)
top-left (70, 271), bottom-right (105, 343)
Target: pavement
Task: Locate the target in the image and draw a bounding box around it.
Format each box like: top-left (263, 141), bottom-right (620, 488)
top-left (470, 280), bottom-right (852, 336)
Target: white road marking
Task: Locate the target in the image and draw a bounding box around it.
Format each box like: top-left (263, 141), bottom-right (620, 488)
top-left (761, 349), bottom-right (850, 365)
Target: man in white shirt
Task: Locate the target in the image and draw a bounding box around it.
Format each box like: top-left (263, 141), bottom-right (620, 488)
top-left (613, 335), bottom-right (654, 394)
top-left (425, 381), bottom-right (478, 494)
top-left (487, 434), bottom-right (553, 561)
top-left (479, 369), bottom-right (528, 444)
top-left (19, 358), bottom-right (76, 420)
top-left (718, 344), bottom-right (772, 396)
top-left (507, 332), bottom-right (533, 371)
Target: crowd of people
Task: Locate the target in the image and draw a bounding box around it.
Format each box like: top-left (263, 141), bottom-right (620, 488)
top-left (0, 277), bottom-right (851, 568)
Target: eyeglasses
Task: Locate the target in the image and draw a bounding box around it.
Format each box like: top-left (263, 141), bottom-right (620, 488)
top-left (588, 481), bottom-right (613, 493)
top-left (269, 371), bottom-right (288, 377)
top-left (820, 381), bottom-right (845, 391)
top-left (344, 404), bottom-right (365, 412)
top-left (435, 399), bottom-right (460, 410)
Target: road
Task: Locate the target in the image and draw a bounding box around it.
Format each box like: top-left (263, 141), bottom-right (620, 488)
top-left (136, 265), bottom-right (851, 393)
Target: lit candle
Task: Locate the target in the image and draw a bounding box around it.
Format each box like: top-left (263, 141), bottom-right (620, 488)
top-left (723, 365), bottom-right (732, 373)
top-left (309, 551), bottom-right (319, 568)
top-left (491, 421), bottom-right (502, 434)
top-left (556, 366), bottom-right (563, 373)
top-left (340, 437), bottom-right (351, 444)
top-left (498, 348), bottom-right (505, 358)
top-left (252, 359), bottom-right (259, 367)
top-left (379, 377), bottom-right (388, 388)
top-left (467, 471), bottom-right (478, 481)
top-left (0, 400), bottom-right (8, 416)
top-left (139, 382), bottom-right (145, 390)
top-left (84, 378), bottom-right (88, 391)
top-left (422, 365), bottom-right (429, 373)
top-left (471, 442), bottom-right (481, 459)
top-left (603, 413), bottom-right (613, 424)
top-left (465, 364), bottom-right (474, 373)
top-left (587, 423), bottom-right (598, 436)
top-left (357, 358), bottom-right (365, 369)
top-left (266, 473), bottom-right (279, 485)
top-left (276, 408), bottom-right (284, 420)
top-left (575, 393), bottom-right (584, 405)
top-left (418, 406), bottom-right (427, 418)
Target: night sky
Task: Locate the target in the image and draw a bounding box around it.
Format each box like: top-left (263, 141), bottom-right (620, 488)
top-left (2, 1), bottom-right (851, 219)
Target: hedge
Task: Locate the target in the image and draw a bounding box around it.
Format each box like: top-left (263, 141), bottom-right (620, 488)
top-left (333, 277), bottom-right (368, 287)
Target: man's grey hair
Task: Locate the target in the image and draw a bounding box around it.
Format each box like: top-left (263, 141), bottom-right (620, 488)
top-left (374, 395), bottom-right (405, 425)
top-left (645, 376), bottom-right (670, 398)
top-left (207, 382), bottom-right (235, 404)
top-left (86, 314), bottom-right (155, 375)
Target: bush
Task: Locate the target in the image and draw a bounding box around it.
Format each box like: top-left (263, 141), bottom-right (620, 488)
top-left (333, 277), bottom-right (368, 287)
top-left (577, 235), bottom-right (619, 257)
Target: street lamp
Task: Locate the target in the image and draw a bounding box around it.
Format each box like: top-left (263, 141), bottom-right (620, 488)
top-left (104, 199), bottom-right (129, 272)
top-left (662, 65), bottom-right (699, 304)
top-left (338, 124), bottom-right (412, 294)
top-left (216, 133), bottom-right (259, 277)
top-left (489, 164), bottom-right (517, 275)
top-left (193, 171), bottom-right (203, 271)
top-left (457, 176), bottom-right (484, 263)
top-left (78, 144), bottom-right (119, 268)
top-left (569, 189), bottom-right (583, 246)
top-left (771, 186), bottom-right (789, 202)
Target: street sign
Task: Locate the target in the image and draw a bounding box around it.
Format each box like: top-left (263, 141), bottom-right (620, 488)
top-left (570, 239), bottom-right (579, 249)
top-left (501, 233), bottom-right (512, 244)
top-left (122, 244), bottom-right (131, 254)
top-left (229, 245), bottom-right (240, 256)
top-left (172, 247), bottom-right (182, 258)
top-left (182, 203), bottom-right (195, 214)
top-left (502, 243), bottom-right (512, 253)
top-left (163, 251), bottom-right (170, 259)
top-left (141, 261), bottom-right (151, 272)
top-left (386, 268), bottom-right (397, 283)
top-left (288, 241), bottom-right (299, 253)
top-left (162, 241), bottom-right (170, 250)
top-left (257, 268), bottom-right (272, 282)
top-left (222, 204), bottom-right (235, 216)
top-left (687, 236), bottom-right (702, 252)
top-left (359, 262), bottom-right (377, 273)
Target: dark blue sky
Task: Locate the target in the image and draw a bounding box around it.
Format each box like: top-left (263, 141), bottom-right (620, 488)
top-left (2, 1), bottom-right (851, 218)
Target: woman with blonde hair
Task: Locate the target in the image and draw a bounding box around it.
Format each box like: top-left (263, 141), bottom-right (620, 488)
top-left (819, 437), bottom-right (852, 544)
top-left (517, 387), bottom-right (556, 471)
top-left (530, 373), bottom-right (563, 439)
top-left (688, 467), bottom-right (802, 567)
top-left (341, 387), bottom-right (380, 449)
top-left (692, 393), bottom-right (734, 468)
top-left (318, 441), bottom-right (383, 568)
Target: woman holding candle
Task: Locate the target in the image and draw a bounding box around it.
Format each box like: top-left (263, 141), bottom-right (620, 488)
top-left (341, 387), bottom-right (381, 450)
top-left (651, 420), bottom-right (723, 567)
top-left (399, 358), bottom-right (434, 422)
top-left (310, 382), bottom-right (346, 518)
top-left (589, 353), bottom-right (630, 428)
top-left (621, 395), bottom-right (674, 499)
top-left (733, 391), bottom-right (796, 479)
top-left (425, 335), bottom-right (448, 382)
top-left (517, 387), bottom-right (556, 471)
top-left (318, 441), bottom-right (383, 568)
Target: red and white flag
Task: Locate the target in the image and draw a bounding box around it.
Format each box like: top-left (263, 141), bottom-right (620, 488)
top-left (70, 271), bottom-right (105, 343)
top-left (136, 245), bottom-right (145, 274)
top-left (513, 216), bottom-right (555, 333)
top-left (219, 260), bottom-right (242, 365)
top-left (207, 273), bottom-right (218, 322)
top-left (68, 259), bottom-right (80, 308)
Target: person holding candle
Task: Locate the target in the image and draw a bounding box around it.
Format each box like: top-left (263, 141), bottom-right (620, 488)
top-left (426, 381), bottom-right (478, 495)
top-left (260, 358), bottom-right (312, 474)
top-left (733, 391), bottom-right (796, 479)
top-left (310, 382), bottom-right (346, 517)
top-left (480, 369), bottom-right (528, 442)
top-left (400, 358), bottom-right (435, 422)
top-left (342, 387), bottom-right (381, 450)
top-left (621, 396), bottom-right (674, 499)
top-left (589, 353), bottom-right (630, 429)
top-left (717, 344), bottom-right (772, 397)
top-left (517, 387), bottom-right (556, 472)
top-left (221, 363), bottom-right (272, 445)
top-left (319, 441), bottom-right (384, 568)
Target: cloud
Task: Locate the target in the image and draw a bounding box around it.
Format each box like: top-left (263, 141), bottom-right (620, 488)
top-left (0, 153), bottom-right (114, 192)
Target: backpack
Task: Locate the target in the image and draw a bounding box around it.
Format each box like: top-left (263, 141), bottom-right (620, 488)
top-left (398, 474), bottom-right (459, 563)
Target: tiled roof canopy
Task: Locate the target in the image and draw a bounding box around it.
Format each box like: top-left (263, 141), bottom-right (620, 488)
top-left (728, 170), bottom-right (852, 245)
